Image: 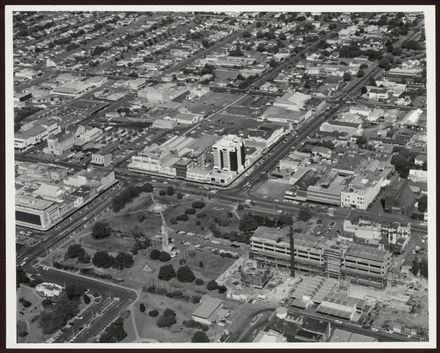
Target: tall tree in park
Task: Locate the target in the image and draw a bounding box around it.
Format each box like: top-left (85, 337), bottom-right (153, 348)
top-left (92, 251), bottom-right (114, 268)
top-left (91, 221), bottom-right (112, 239)
top-left (239, 213), bottom-right (259, 233)
top-left (176, 266), bottom-right (196, 283)
top-left (158, 264), bottom-right (176, 281)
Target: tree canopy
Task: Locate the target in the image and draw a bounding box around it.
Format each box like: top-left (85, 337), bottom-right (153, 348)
top-left (176, 266), bottom-right (196, 283)
top-left (91, 222), bottom-right (112, 240)
top-left (192, 330), bottom-right (210, 342)
top-left (158, 264), bottom-right (176, 281)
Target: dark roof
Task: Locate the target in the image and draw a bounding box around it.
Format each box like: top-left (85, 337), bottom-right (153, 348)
top-left (302, 317), bottom-right (329, 334)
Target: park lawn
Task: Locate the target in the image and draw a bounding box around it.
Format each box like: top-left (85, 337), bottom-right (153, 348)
top-left (165, 201), bottom-right (239, 235)
top-left (133, 293), bottom-right (198, 343)
top-left (80, 233), bottom-right (136, 254)
top-left (121, 310), bottom-right (138, 343)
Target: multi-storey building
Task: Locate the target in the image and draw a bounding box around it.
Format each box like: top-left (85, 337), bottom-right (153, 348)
top-left (342, 243), bottom-right (392, 289)
top-left (341, 160), bottom-right (394, 210)
top-left (212, 135), bottom-right (246, 173)
top-left (250, 227), bottom-right (392, 289)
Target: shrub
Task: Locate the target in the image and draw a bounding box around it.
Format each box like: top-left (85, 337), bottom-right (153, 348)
top-left (140, 303), bottom-right (146, 313)
top-left (176, 214), bottom-right (189, 222)
top-left (159, 190), bottom-right (166, 196)
top-left (196, 212), bottom-right (207, 219)
top-left (199, 261), bottom-right (204, 268)
top-left (83, 294), bottom-right (91, 304)
top-left (170, 218), bottom-right (177, 225)
top-left (185, 208), bottom-right (196, 215)
top-left (195, 278), bottom-right (204, 286)
top-left (192, 201), bottom-right (205, 209)
top-left (166, 186), bottom-right (175, 196)
top-left (22, 300), bottom-right (32, 308)
top-left (188, 250), bottom-right (196, 258)
top-left (176, 193), bottom-right (183, 199)
top-left (192, 295), bottom-right (201, 304)
top-left (217, 285), bottom-right (227, 294)
top-left (149, 309), bottom-right (159, 317)
top-left (195, 220), bottom-right (201, 226)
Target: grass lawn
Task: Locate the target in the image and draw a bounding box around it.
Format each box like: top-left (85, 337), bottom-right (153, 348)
top-left (17, 285), bottom-right (49, 343)
top-left (121, 309), bottom-right (138, 343)
top-left (133, 293), bottom-right (198, 342)
top-left (17, 320), bottom-right (29, 343)
top-left (80, 233), bottom-right (136, 253)
top-left (165, 200), bottom-right (239, 235)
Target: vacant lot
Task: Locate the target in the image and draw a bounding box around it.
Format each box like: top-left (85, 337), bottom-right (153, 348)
top-left (185, 91), bottom-right (242, 115)
top-left (254, 179), bottom-right (292, 199)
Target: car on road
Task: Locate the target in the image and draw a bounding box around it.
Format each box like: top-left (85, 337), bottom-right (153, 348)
top-left (328, 221), bottom-right (336, 228)
top-left (335, 320), bottom-right (342, 324)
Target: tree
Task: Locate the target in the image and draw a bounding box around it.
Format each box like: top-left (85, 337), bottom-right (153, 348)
top-left (92, 251), bottom-right (114, 268)
top-left (392, 46), bottom-right (403, 56)
top-left (177, 193), bottom-right (183, 199)
top-left (195, 278), bottom-right (204, 285)
top-left (418, 195), bottom-right (427, 213)
top-left (176, 266), bottom-right (196, 283)
top-left (83, 294), bottom-right (91, 304)
top-left (343, 72), bottom-right (352, 81)
top-left (207, 280), bottom-right (218, 291)
top-left (185, 208), bottom-right (196, 215)
top-left (149, 309), bottom-right (159, 317)
top-left (192, 330), bottom-right (209, 342)
top-left (166, 186), bottom-right (175, 196)
top-left (379, 58), bottom-right (391, 70)
top-left (16, 267), bottom-right (29, 288)
top-left (39, 295), bottom-right (80, 334)
top-left (419, 257), bottom-right (428, 278)
top-left (141, 183), bottom-right (154, 193)
top-left (357, 69), bottom-right (365, 78)
top-left (411, 258), bottom-right (420, 276)
top-left (278, 213), bottom-right (292, 226)
top-left (66, 244), bottom-right (85, 258)
top-left (150, 248), bottom-right (161, 260)
top-left (91, 222), bottom-right (112, 240)
top-left (356, 135), bottom-right (368, 146)
top-left (65, 283), bottom-right (86, 300)
top-left (114, 252), bottom-right (134, 270)
top-left (217, 285), bottom-right (227, 294)
top-left (159, 251), bottom-right (171, 262)
top-left (140, 303), bottom-right (146, 313)
top-left (157, 308), bottom-right (177, 327)
top-left (158, 264), bottom-right (176, 281)
top-left (298, 207), bottom-right (312, 222)
top-left (176, 214), bottom-right (189, 222)
top-left (99, 318), bottom-right (127, 343)
top-left (239, 214), bottom-right (259, 233)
